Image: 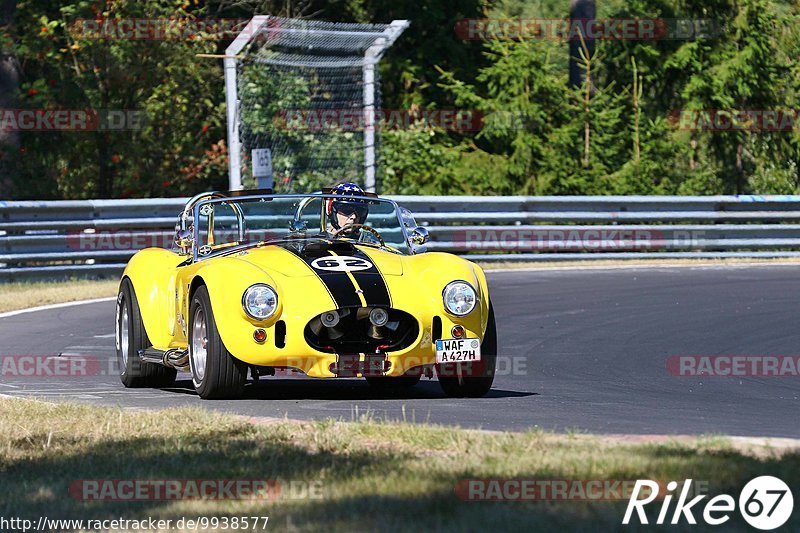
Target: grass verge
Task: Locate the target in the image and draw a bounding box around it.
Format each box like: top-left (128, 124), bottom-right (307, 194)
top-left (0, 280), bottom-right (118, 313)
top-left (1, 398), bottom-right (797, 532)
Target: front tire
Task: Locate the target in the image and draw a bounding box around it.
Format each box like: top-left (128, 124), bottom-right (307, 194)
top-left (436, 301), bottom-right (497, 398)
top-left (116, 278), bottom-right (177, 388)
top-left (189, 285), bottom-right (248, 399)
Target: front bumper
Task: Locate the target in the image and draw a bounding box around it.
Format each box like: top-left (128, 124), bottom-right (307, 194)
top-left (225, 309), bottom-right (483, 378)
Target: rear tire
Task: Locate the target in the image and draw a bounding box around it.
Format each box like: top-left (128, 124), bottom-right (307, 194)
top-left (437, 301), bottom-right (497, 398)
top-left (189, 285), bottom-right (248, 399)
top-left (116, 278), bottom-right (177, 388)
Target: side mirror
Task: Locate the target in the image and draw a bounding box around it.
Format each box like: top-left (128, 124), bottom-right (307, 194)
top-left (175, 229), bottom-right (194, 255)
top-left (409, 226), bottom-right (429, 246)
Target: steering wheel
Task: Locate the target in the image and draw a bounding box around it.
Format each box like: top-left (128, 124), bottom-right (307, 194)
top-left (331, 223), bottom-right (386, 248)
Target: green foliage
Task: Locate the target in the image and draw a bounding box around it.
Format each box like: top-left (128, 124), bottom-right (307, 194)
top-left (365, 0), bottom-right (487, 110)
top-left (438, 38), bottom-right (567, 194)
top-left (379, 126), bottom-right (462, 195)
top-left (665, 0), bottom-right (797, 193)
top-left (10, 0), bottom-right (228, 199)
top-left (413, 35), bottom-right (692, 196)
top-left (382, 0), bottom-right (800, 196)
top-left (3, 0), bottom-right (800, 198)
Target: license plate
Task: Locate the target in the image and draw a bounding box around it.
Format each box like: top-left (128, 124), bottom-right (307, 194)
top-left (435, 338), bottom-right (481, 364)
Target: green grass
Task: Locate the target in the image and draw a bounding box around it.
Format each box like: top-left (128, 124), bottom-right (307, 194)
top-left (1, 398), bottom-right (798, 532)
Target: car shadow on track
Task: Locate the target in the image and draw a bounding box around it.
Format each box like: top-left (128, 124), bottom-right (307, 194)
top-left (161, 378), bottom-right (536, 401)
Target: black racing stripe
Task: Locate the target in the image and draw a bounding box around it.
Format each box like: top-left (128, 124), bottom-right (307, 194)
top-left (279, 244), bottom-right (361, 308)
top-left (350, 247), bottom-right (392, 307)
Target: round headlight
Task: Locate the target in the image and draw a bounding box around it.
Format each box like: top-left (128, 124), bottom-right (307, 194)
top-left (242, 284), bottom-right (278, 320)
top-left (443, 281), bottom-right (477, 316)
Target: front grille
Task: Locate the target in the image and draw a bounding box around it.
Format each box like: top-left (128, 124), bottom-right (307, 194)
top-left (304, 307), bottom-right (419, 354)
top-left (432, 315), bottom-right (442, 341)
top-left (274, 320), bottom-right (286, 349)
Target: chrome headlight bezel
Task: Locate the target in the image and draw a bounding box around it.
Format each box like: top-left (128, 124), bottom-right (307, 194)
top-left (442, 280), bottom-right (478, 317)
top-left (242, 284), bottom-right (279, 320)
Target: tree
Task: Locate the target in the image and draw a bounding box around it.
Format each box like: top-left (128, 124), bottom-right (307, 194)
top-left (436, 38), bottom-right (567, 194)
top-left (12, 0), bottom-right (228, 198)
top-left (0, 0), bottom-right (20, 197)
top-left (669, 0), bottom-right (794, 193)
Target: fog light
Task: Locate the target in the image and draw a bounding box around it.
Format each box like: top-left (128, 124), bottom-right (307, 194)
top-left (253, 328), bottom-right (267, 343)
top-left (451, 325), bottom-right (465, 338)
top-left (321, 310), bottom-right (340, 328)
top-left (369, 307), bottom-right (389, 327)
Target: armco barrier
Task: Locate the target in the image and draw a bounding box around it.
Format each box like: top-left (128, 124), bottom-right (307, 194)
top-left (2, 195), bottom-right (800, 281)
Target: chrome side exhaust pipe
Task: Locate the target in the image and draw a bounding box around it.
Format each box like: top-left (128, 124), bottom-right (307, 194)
top-left (138, 347), bottom-right (189, 371)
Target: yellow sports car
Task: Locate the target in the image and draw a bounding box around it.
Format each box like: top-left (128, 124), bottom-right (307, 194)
top-left (115, 187), bottom-right (496, 399)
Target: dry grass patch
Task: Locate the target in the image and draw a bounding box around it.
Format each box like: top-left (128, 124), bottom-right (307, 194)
top-left (0, 280), bottom-right (118, 313)
top-left (1, 398), bottom-right (798, 532)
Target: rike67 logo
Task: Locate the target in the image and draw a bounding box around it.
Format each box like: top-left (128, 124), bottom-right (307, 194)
top-left (623, 476), bottom-right (794, 530)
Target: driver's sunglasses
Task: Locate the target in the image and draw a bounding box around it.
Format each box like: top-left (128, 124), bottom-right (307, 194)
top-left (337, 205), bottom-right (367, 219)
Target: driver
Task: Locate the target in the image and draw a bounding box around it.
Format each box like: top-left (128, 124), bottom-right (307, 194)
top-left (326, 182), bottom-right (370, 239)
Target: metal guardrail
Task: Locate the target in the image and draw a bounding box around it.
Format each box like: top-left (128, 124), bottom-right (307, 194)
top-left (2, 195), bottom-right (800, 281)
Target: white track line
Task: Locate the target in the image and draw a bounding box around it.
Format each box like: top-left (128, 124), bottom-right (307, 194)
top-left (0, 297), bottom-right (115, 319)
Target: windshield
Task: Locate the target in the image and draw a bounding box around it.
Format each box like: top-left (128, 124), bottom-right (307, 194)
top-left (191, 194), bottom-right (411, 259)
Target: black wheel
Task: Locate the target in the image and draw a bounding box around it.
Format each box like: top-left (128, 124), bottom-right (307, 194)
top-left (189, 285), bottom-right (248, 399)
top-left (116, 278), bottom-right (177, 388)
top-left (437, 301), bottom-right (497, 398)
top-left (365, 374), bottom-right (421, 392)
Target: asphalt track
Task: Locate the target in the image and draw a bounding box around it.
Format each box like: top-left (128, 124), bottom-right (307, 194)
top-left (1, 264), bottom-right (798, 437)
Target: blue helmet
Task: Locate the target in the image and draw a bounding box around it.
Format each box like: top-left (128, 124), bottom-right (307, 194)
top-left (327, 182), bottom-right (369, 230)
